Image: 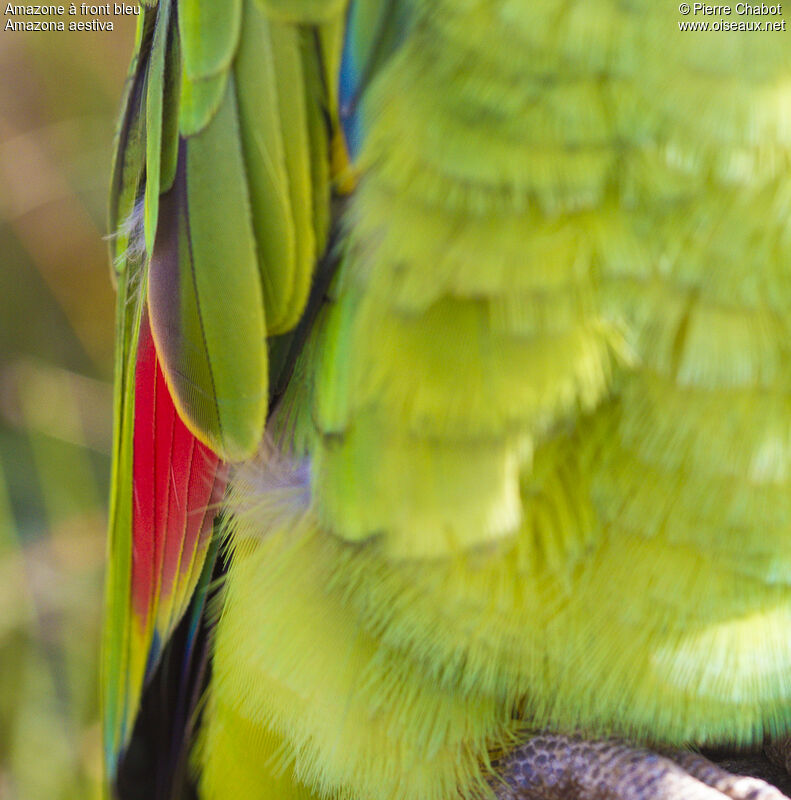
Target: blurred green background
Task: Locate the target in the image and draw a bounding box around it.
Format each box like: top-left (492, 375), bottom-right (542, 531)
top-left (1, 17), bottom-right (137, 799)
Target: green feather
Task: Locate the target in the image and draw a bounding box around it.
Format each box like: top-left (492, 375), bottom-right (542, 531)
top-left (143, 0), bottom-right (170, 254)
top-left (159, 18), bottom-right (181, 193)
top-left (258, 0), bottom-right (348, 23)
top-left (148, 79), bottom-right (267, 461)
top-left (178, 69), bottom-right (228, 137)
top-left (178, 0), bottom-right (242, 80)
top-left (233, 0), bottom-right (298, 334)
top-left (103, 4), bottom-right (154, 775)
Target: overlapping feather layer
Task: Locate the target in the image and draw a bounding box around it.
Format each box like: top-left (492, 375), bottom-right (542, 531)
top-left (200, 1), bottom-right (791, 799)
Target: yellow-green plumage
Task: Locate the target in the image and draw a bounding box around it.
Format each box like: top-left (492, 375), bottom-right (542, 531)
top-left (103, 0), bottom-right (791, 796)
top-left (193, 1), bottom-right (791, 799)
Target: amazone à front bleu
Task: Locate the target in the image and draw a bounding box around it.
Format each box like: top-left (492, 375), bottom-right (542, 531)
top-left (101, 2), bottom-right (791, 800)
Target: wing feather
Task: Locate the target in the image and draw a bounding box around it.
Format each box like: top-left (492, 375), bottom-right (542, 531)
top-left (103, 0), bottom-right (350, 790)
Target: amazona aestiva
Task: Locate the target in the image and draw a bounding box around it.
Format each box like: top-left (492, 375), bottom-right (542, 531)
top-left (101, 2), bottom-right (791, 799)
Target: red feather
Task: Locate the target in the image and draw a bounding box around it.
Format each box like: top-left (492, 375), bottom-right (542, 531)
top-left (131, 308), bottom-right (225, 642)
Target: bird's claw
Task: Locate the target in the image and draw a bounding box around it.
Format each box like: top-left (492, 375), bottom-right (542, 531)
top-left (490, 734), bottom-right (791, 800)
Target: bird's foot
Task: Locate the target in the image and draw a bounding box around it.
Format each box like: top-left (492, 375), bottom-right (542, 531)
top-left (490, 734), bottom-right (791, 800)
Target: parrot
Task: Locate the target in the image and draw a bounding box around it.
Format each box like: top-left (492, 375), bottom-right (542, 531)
top-left (101, 1), bottom-right (791, 799)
